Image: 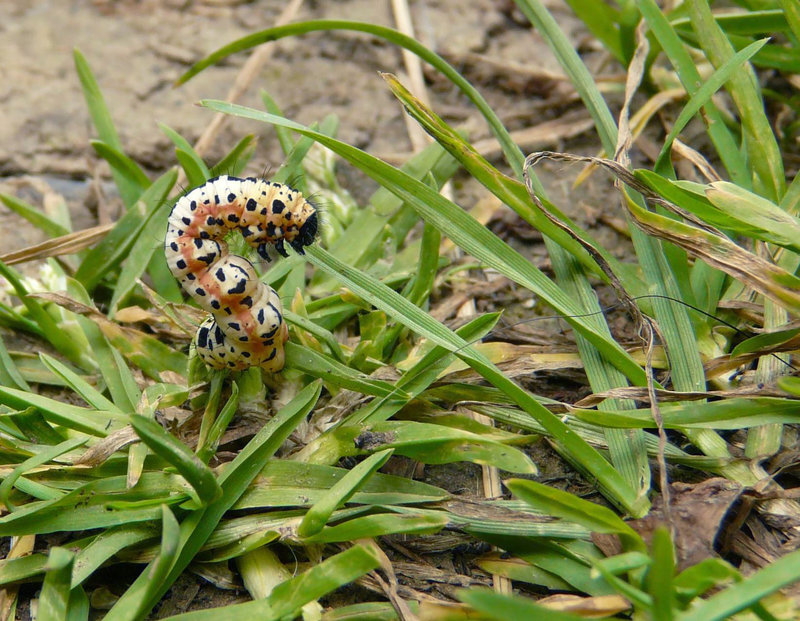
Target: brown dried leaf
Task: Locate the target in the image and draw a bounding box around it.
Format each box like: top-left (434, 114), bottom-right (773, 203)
top-left (74, 426), bottom-right (139, 466)
top-left (538, 593), bottom-right (630, 617)
top-left (593, 478), bottom-right (743, 571)
top-left (114, 306), bottom-right (191, 340)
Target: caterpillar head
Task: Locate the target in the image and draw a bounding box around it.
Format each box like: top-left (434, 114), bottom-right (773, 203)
top-left (291, 210), bottom-right (318, 255)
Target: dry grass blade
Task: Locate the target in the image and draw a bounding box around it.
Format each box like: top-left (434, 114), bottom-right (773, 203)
top-left (672, 139), bottom-right (723, 182)
top-left (0, 223), bottom-right (113, 266)
top-left (575, 384), bottom-right (790, 408)
top-left (189, 0), bottom-right (304, 163)
top-left (391, 0), bottom-right (431, 153)
top-left (522, 154), bottom-right (650, 350)
top-left (614, 20), bottom-right (649, 163)
top-left (74, 426), bottom-right (139, 466)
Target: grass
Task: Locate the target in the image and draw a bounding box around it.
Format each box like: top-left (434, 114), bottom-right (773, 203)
top-left (0, 0), bottom-right (799, 619)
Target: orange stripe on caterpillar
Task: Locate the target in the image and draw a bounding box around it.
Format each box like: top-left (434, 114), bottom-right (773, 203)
top-left (165, 175), bottom-right (318, 371)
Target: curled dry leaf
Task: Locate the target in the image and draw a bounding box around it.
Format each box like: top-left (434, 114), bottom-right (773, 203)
top-left (593, 477), bottom-right (743, 571)
top-left (74, 425), bottom-right (140, 466)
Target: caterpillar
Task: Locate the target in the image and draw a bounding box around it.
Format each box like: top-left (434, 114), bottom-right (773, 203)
top-left (164, 175), bottom-right (318, 371)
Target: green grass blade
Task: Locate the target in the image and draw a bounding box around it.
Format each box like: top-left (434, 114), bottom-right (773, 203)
top-left (705, 181), bottom-right (800, 251)
top-left (90, 141), bottom-right (151, 198)
top-left (68, 279), bottom-right (141, 411)
top-left (159, 123), bottom-right (211, 182)
top-left (347, 420), bottom-right (537, 474)
top-left (570, 397), bottom-right (800, 429)
top-left (517, 0), bottom-right (710, 402)
top-left (459, 588), bottom-right (587, 621)
top-left (260, 90), bottom-right (296, 156)
top-left (393, 44), bottom-right (649, 505)
top-left (39, 353), bottom-right (120, 412)
top-left (106, 505), bottom-right (180, 621)
top-left (670, 9), bottom-right (789, 35)
top-left (636, 0), bottom-right (749, 185)
top-left (782, 0), bottom-right (800, 41)
top-left (176, 20), bottom-right (525, 177)
top-left (38, 547), bottom-right (74, 621)
top-left (0, 386), bottom-right (115, 436)
top-left (0, 437), bottom-right (88, 512)
top-left (0, 261), bottom-right (89, 369)
top-left (0, 334), bottom-right (31, 390)
top-left (196, 383), bottom-right (238, 464)
top-left (298, 448), bottom-right (393, 537)
top-left (672, 558), bottom-right (740, 603)
top-left (382, 74), bottom-right (614, 280)
top-left (284, 342), bottom-right (404, 398)
top-left (505, 479), bottom-right (644, 551)
top-left (654, 38), bottom-right (769, 175)
top-left (66, 585), bottom-right (89, 621)
top-left (74, 49), bottom-right (147, 208)
top-left (71, 524), bottom-right (158, 587)
top-left (347, 313), bottom-right (500, 429)
top-left (679, 548), bottom-right (800, 621)
top-left (175, 149), bottom-right (210, 188)
top-left (162, 544), bottom-right (381, 621)
top-left (564, 0), bottom-right (625, 62)
top-left (686, 1), bottom-right (785, 202)
top-left (130, 415), bottom-right (221, 506)
top-left (514, 0), bottom-right (617, 153)
top-left (208, 134), bottom-right (257, 178)
top-left (0, 473), bottom-right (185, 536)
top-left (236, 460), bottom-right (447, 509)
top-left (107, 197), bottom-right (175, 315)
top-left (0, 193), bottom-right (70, 238)
top-left (75, 168), bottom-right (176, 290)
top-left (303, 512), bottom-right (448, 544)
top-left (271, 127), bottom-right (317, 192)
top-left (145, 250), bottom-right (184, 305)
top-left (647, 527), bottom-right (676, 621)
top-left (105, 380), bottom-right (322, 619)
top-left (283, 310), bottom-right (345, 362)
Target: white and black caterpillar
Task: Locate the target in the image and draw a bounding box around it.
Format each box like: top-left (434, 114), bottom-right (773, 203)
top-left (165, 175), bottom-right (318, 371)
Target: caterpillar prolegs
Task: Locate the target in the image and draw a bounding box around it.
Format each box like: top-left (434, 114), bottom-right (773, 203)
top-left (165, 175), bottom-right (318, 371)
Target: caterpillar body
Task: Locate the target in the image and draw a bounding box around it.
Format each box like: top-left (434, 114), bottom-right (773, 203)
top-left (165, 175), bottom-right (318, 371)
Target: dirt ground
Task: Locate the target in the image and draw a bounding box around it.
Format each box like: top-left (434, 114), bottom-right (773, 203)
top-left (2, 0), bottom-right (637, 617)
top-left (1, 0), bottom-right (621, 250)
